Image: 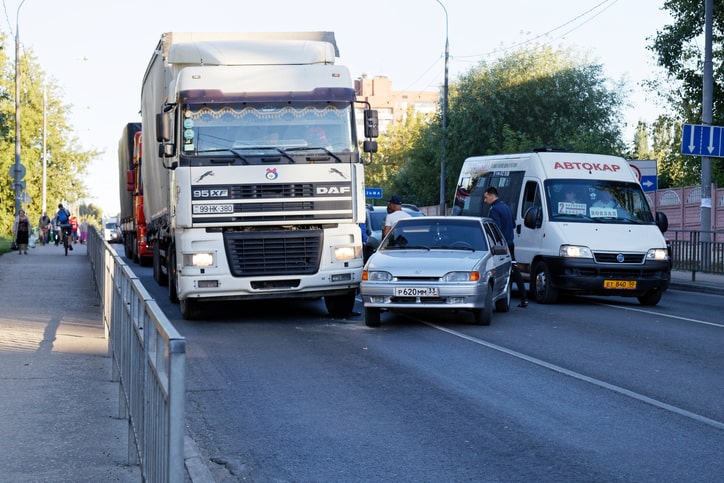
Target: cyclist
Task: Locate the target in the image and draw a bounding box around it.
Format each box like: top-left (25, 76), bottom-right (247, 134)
top-left (56, 203), bottom-right (73, 252)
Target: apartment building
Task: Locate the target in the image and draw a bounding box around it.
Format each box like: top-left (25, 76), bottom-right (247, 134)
top-left (354, 75), bottom-right (439, 134)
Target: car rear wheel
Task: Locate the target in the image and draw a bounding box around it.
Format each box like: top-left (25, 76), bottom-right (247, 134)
top-left (365, 307), bottom-right (381, 327)
top-left (495, 278), bottom-right (511, 313)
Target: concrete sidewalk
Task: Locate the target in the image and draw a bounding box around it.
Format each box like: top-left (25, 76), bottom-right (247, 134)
top-left (0, 242), bottom-right (140, 482)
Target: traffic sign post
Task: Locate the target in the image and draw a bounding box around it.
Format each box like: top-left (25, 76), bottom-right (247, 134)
top-left (365, 187), bottom-right (383, 199)
top-left (628, 159), bottom-right (658, 192)
top-left (681, 123), bottom-right (724, 157)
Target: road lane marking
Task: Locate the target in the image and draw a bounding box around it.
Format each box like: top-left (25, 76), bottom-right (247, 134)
top-left (595, 303), bottom-right (724, 328)
top-left (423, 321), bottom-right (724, 432)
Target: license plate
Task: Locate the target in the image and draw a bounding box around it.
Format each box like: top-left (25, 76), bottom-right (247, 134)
top-left (394, 287), bottom-right (439, 297)
top-left (193, 204), bottom-right (234, 214)
top-left (603, 280), bottom-right (637, 289)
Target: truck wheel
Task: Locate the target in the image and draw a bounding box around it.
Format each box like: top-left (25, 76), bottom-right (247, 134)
top-left (124, 237), bottom-right (133, 259)
top-left (168, 248), bottom-right (179, 303)
top-left (132, 235), bottom-right (140, 264)
top-left (324, 292), bottom-right (355, 317)
top-left (179, 298), bottom-right (201, 320)
top-left (532, 261), bottom-right (559, 304)
top-left (365, 307), bottom-right (381, 327)
top-left (637, 289), bottom-right (663, 306)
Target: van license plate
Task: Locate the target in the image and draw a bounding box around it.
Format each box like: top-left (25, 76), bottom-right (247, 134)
top-left (604, 280), bottom-right (637, 289)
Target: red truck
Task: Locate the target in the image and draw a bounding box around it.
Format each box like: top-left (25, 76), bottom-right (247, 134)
top-left (118, 122), bottom-right (153, 265)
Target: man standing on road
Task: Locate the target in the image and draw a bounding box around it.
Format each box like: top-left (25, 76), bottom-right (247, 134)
top-left (484, 187), bottom-right (528, 307)
top-left (382, 195), bottom-right (411, 239)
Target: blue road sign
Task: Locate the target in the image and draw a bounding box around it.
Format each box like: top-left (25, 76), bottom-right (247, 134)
top-left (640, 175), bottom-right (657, 192)
top-left (681, 124), bottom-right (724, 157)
top-left (365, 187), bottom-right (383, 199)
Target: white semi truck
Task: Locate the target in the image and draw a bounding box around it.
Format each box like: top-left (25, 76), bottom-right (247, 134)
top-left (140, 32), bottom-right (378, 319)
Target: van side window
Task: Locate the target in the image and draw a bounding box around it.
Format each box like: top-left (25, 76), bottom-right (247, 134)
top-left (521, 181), bottom-right (541, 219)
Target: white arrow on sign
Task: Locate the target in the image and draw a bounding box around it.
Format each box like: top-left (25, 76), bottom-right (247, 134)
top-left (689, 124), bottom-right (697, 152)
top-left (642, 180), bottom-right (654, 188)
top-left (708, 125), bottom-right (715, 154)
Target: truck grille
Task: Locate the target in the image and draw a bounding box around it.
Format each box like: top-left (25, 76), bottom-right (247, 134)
top-left (224, 229), bottom-right (322, 277)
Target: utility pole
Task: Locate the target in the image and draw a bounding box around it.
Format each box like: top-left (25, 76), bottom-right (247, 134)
top-left (13, 0), bottom-right (27, 216)
top-left (701, 0), bottom-right (713, 243)
top-left (436, 0), bottom-right (449, 216)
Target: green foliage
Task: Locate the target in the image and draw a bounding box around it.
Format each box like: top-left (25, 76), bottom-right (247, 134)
top-left (371, 45), bottom-right (628, 206)
top-left (649, 0), bottom-right (724, 186)
top-left (0, 32), bottom-right (99, 236)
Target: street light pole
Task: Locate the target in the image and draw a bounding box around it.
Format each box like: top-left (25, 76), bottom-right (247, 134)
top-left (436, 0), bottom-right (449, 216)
top-left (42, 83), bottom-right (47, 213)
top-left (13, 0), bottom-right (27, 216)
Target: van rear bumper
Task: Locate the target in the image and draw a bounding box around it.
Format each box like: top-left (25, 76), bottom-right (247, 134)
top-left (544, 257), bottom-right (671, 294)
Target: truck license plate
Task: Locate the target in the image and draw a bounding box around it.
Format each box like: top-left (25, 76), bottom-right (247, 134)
top-left (603, 280), bottom-right (637, 289)
top-left (394, 287), bottom-right (439, 297)
top-left (193, 204), bottom-right (234, 214)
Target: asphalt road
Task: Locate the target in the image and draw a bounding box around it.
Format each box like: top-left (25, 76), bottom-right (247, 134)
top-left (118, 249), bottom-right (723, 482)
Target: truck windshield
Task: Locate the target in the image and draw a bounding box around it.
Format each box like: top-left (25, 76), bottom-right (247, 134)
top-left (180, 102), bottom-right (356, 156)
top-left (545, 180), bottom-right (655, 224)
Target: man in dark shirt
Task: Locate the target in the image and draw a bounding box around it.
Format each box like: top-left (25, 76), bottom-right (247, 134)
top-left (484, 187), bottom-right (528, 307)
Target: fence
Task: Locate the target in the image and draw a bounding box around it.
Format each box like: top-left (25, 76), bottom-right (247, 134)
top-left (648, 185), bottom-right (724, 239)
top-left (88, 228), bottom-right (186, 483)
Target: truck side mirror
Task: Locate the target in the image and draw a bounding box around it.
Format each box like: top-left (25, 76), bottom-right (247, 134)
top-left (363, 140), bottom-right (378, 153)
top-left (156, 112), bottom-right (171, 142)
top-left (364, 109), bottom-right (379, 138)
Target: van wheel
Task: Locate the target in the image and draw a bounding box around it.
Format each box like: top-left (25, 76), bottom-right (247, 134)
top-left (532, 261), bottom-right (559, 304)
top-left (637, 289), bottom-right (662, 306)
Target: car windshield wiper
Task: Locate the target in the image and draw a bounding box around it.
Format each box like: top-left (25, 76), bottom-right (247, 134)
top-left (384, 245), bottom-right (431, 251)
top-left (436, 245), bottom-right (476, 251)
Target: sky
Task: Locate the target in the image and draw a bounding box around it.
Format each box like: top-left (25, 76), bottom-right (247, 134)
top-left (6, 0), bottom-right (674, 215)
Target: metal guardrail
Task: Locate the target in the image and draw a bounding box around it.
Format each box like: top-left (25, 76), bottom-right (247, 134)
top-left (88, 228), bottom-right (186, 482)
top-left (669, 229), bottom-right (724, 278)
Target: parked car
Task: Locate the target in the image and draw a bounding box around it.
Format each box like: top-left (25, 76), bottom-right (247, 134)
top-left (364, 204), bottom-right (424, 262)
top-left (360, 216), bottom-right (512, 327)
top-left (104, 222), bottom-right (121, 244)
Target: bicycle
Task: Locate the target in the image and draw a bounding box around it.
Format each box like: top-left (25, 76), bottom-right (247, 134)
top-left (61, 225), bottom-right (73, 256)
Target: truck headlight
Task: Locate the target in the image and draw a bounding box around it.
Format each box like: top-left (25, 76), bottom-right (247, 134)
top-left (183, 252), bottom-right (214, 267)
top-left (646, 248), bottom-right (669, 261)
top-left (333, 246), bottom-right (360, 262)
top-left (560, 245), bottom-right (592, 258)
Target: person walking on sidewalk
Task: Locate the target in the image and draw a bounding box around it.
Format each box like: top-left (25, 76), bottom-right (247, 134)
top-left (484, 186), bottom-right (528, 307)
top-left (13, 209), bottom-right (31, 255)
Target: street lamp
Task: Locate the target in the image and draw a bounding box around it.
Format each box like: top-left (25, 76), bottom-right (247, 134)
top-left (436, 0), bottom-right (449, 215)
top-left (13, 0), bottom-right (28, 216)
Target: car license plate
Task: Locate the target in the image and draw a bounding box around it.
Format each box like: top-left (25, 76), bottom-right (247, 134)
top-left (394, 287), bottom-right (439, 297)
top-left (603, 280), bottom-right (637, 289)
top-left (193, 204), bottom-right (234, 214)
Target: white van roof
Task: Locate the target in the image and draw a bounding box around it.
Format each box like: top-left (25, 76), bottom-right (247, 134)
top-left (462, 152), bottom-right (638, 183)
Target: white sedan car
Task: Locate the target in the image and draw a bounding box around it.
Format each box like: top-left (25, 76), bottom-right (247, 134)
top-left (361, 216), bottom-right (512, 327)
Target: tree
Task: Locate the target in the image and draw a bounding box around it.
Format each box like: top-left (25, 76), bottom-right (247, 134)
top-left (649, 0), bottom-right (724, 187)
top-left (0, 32), bottom-right (99, 235)
top-left (378, 45), bottom-right (628, 207)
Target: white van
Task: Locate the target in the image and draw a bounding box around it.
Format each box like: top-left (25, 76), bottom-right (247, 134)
top-left (452, 151), bottom-right (671, 306)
